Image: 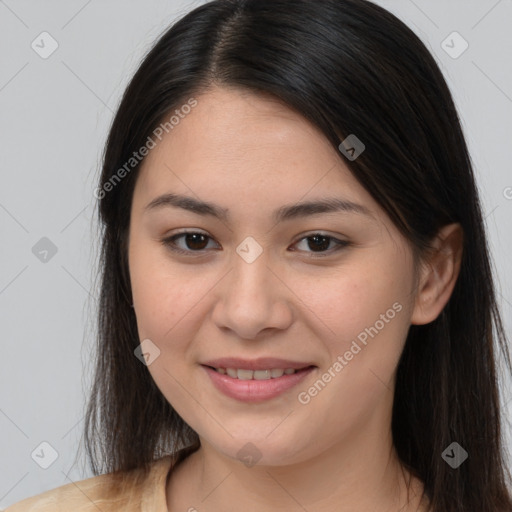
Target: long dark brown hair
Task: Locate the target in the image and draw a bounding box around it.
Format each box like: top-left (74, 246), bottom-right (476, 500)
top-left (80, 1), bottom-right (512, 510)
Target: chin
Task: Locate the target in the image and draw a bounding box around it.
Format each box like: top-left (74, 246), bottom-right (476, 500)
top-left (204, 432), bottom-right (315, 468)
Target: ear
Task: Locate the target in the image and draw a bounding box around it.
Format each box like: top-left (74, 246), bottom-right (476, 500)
top-left (411, 223), bottom-right (463, 325)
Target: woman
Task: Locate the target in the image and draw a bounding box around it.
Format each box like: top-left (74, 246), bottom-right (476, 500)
top-left (7, 0), bottom-right (512, 511)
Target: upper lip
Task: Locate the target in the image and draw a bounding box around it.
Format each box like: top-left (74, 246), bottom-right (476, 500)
top-left (201, 357), bottom-right (315, 371)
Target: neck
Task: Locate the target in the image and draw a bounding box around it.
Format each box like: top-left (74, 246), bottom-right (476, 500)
top-left (167, 418), bottom-right (427, 512)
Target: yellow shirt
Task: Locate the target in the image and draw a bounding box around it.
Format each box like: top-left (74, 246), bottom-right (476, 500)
top-left (4, 446), bottom-right (196, 512)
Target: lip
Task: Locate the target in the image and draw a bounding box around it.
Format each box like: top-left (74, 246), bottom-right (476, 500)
top-left (201, 364), bottom-right (316, 403)
top-left (201, 357), bottom-right (314, 371)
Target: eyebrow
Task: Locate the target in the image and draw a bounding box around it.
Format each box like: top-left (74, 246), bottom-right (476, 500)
top-left (144, 193), bottom-right (373, 223)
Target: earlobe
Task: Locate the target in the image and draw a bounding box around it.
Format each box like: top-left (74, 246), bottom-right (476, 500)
top-left (411, 223), bottom-right (464, 325)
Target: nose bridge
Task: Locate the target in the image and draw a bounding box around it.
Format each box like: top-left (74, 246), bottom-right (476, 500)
top-left (229, 235), bottom-right (273, 304)
top-left (211, 236), bottom-right (293, 338)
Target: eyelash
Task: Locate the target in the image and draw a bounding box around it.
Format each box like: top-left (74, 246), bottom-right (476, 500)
top-left (161, 230), bottom-right (350, 258)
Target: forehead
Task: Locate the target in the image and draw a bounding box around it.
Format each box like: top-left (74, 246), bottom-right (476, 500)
top-left (133, 86), bottom-right (376, 218)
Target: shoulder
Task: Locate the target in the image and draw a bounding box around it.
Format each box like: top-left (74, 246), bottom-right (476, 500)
top-left (4, 455), bottom-right (176, 512)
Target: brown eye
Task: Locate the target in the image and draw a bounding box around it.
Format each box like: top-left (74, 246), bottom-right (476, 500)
top-left (161, 231), bottom-right (349, 258)
top-left (162, 231), bottom-right (219, 255)
top-left (291, 234), bottom-right (349, 257)
top-left (305, 235), bottom-right (331, 252)
top-left (180, 233), bottom-right (209, 250)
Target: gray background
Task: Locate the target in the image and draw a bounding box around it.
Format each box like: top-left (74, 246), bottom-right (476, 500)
top-left (1, 0), bottom-right (511, 508)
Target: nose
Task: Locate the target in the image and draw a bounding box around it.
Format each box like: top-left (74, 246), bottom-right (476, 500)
top-left (210, 246), bottom-right (294, 340)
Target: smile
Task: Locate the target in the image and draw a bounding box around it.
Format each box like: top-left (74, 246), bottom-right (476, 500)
top-left (212, 367), bottom-right (300, 380)
top-left (201, 364), bottom-right (316, 402)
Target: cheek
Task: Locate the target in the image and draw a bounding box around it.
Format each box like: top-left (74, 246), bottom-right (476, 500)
top-left (292, 269), bottom-right (411, 432)
top-left (293, 258), bottom-right (411, 345)
top-left (129, 242), bottom-right (223, 368)
top-left (291, 251), bottom-right (413, 402)
top-left (129, 241), bottom-right (190, 340)
top-left (128, 245), bottom-right (204, 405)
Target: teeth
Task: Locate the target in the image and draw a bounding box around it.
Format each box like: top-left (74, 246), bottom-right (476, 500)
top-left (253, 369), bottom-right (271, 380)
top-left (237, 369), bottom-right (254, 380)
top-left (216, 367), bottom-right (300, 380)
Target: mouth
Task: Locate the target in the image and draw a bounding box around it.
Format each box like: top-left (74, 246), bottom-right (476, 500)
top-left (200, 360), bottom-right (317, 402)
top-left (204, 366), bottom-right (313, 380)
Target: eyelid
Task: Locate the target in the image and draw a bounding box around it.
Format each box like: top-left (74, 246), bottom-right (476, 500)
top-left (161, 229), bottom-right (350, 258)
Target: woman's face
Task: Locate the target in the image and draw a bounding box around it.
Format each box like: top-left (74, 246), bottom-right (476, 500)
top-left (128, 86), bottom-right (420, 466)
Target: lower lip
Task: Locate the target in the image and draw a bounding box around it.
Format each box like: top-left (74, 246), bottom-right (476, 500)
top-left (201, 365), bottom-right (316, 403)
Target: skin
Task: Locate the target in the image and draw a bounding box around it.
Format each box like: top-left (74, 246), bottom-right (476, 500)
top-left (127, 86), bottom-right (463, 512)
